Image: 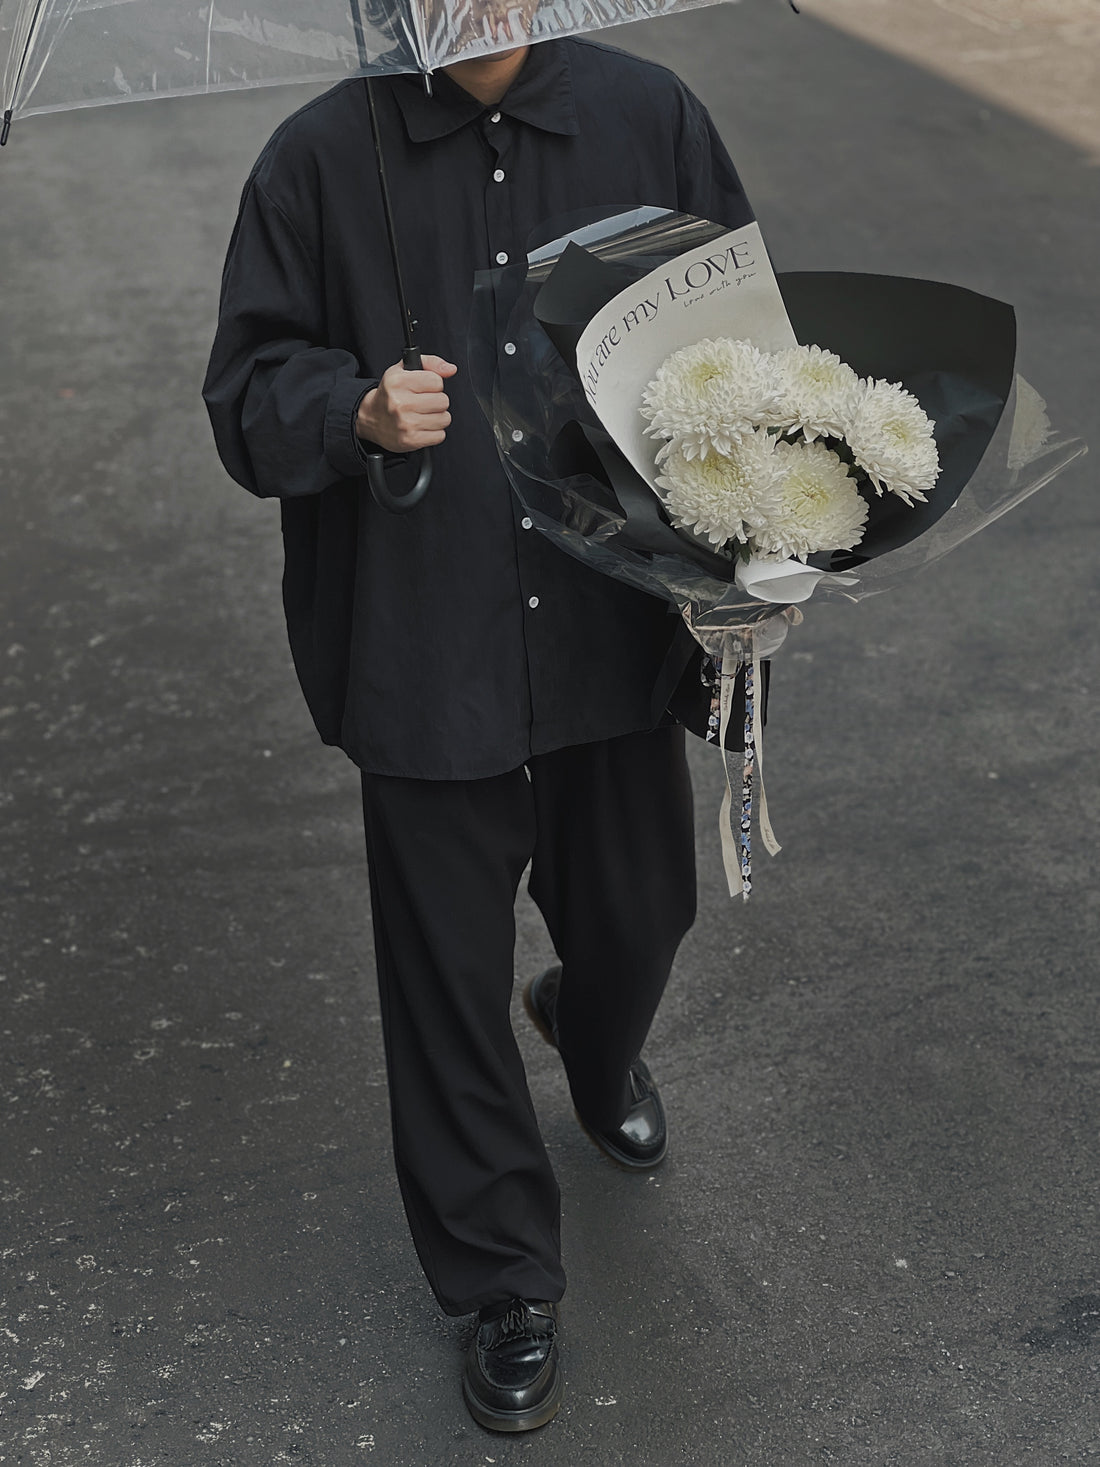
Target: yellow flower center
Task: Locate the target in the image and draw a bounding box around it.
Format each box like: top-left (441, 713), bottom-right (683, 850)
top-left (696, 456), bottom-right (748, 494)
top-left (785, 468), bottom-right (828, 509)
top-left (685, 362), bottom-right (724, 393)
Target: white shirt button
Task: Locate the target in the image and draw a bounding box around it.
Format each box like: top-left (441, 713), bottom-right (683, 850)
top-left (493, 168), bottom-right (505, 183)
top-left (489, 111), bottom-right (501, 123)
top-left (511, 429), bottom-right (523, 443)
top-left (528, 595), bottom-right (540, 609)
top-left (503, 342), bottom-right (517, 356)
top-left (520, 516), bottom-right (533, 530)
top-left (495, 251), bottom-right (509, 265)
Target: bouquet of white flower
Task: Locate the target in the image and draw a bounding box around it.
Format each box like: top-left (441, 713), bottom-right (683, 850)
top-left (471, 207), bottom-right (1085, 899)
top-left (644, 339), bottom-right (939, 563)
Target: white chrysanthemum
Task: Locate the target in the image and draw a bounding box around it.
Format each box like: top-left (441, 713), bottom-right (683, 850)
top-left (656, 428), bottom-right (783, 547)
top-left (768, 343), bottom-right (863, 442)
top-left (751, 439), bottom-right (869, 561)
top-left (845, 379), bottom-right (940, 503)
top-left (641, 338), bottom-right (783, 459)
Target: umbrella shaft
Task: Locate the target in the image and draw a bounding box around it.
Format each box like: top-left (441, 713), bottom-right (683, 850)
top-left (366, 76), bottom-right (417, 355)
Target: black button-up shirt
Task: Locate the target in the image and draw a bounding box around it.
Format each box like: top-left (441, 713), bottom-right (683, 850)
top-left (203, 38), bottom-right (753, 779)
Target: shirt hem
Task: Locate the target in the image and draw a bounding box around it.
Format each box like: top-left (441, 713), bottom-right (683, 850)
top-left (327, 713), bottom-right (673, 781)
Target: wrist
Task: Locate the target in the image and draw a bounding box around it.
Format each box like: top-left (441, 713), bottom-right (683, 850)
top-left (352, 384), bottom-right (406, 466)
top-left (324, 376), bottom-right (382, 479)
top-left (355, 386), bottom-right (380, 443)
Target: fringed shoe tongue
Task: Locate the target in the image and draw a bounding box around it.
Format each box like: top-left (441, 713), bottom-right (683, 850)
top-left (495, 1302), bottom-right (533, 1342)
top-left (478, 1299), bottom-right (555, 1349)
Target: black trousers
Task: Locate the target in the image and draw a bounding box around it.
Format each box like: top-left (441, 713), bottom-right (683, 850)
top-left (360, 725), bottom-right (697, 1317)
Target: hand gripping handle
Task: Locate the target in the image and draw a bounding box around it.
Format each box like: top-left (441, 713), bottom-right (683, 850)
top-left (366, 347), bottom-right (434, 514)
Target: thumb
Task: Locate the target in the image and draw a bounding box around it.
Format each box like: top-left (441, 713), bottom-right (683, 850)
top-left (420, 354), bottom-right (458, 377)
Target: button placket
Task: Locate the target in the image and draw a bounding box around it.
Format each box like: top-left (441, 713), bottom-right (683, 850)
top-left (482, 112), bottom-right (515, 275)
top-left (481, 115), bottom-right (541, 664)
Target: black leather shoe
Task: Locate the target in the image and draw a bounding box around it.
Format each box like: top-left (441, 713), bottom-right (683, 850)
top-left (523, 965), bottom-right (668, 1170)
top-left (463, 1298), bottom-right (562, 1432)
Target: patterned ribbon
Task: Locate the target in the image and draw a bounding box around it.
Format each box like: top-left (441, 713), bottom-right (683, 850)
top-left (709, 630), bottom-right (783, 901)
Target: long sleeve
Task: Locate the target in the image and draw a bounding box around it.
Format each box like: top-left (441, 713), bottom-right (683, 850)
top-left (202, 177), bottom-right (377, 499)
top-left (675, 93), bottom-right (755, 234)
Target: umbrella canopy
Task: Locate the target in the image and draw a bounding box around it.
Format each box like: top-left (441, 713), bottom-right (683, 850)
top-left (1, 0), bottom-right (766, 136)
top-left (0, 0), bottom-right (794, 513)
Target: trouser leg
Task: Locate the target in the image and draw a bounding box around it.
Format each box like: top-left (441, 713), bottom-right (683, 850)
top-left (527, 725), bottom-right (697, 1131)
top-left (361, 768), bottom-right (565, 1317)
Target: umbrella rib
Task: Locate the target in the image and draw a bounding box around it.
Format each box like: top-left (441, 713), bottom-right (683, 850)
top-left (406, 0), bottom-right (430, 76)
top-left (349, 0), bottom-right (369, 71)
top-left (204, 0), bottom-right (215, 92)
top-left (2, 0), bottom-right (50, 145)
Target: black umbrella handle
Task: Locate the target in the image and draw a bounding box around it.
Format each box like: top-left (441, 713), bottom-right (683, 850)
top-left (366, 346), bottom-right (434, 513)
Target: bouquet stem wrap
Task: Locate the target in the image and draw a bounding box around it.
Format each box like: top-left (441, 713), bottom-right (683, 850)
top-left (700, 608), bottom-right (799, 898)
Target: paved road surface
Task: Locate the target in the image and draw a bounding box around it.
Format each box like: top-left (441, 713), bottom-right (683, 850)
top-left (2, 4), bottom-right (1097, 1463)
top-left (802, 0), bottom-right (1100, 158)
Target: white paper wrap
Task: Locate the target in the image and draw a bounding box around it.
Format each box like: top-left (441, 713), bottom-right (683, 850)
top-left (574, 221), bottom-right (798, 488)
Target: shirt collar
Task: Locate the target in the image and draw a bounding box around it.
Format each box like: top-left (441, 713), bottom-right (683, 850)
top-left (392, 39), bottom-right (579, 142)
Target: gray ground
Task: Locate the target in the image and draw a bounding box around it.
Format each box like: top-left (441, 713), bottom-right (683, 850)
top-left (800, 0), bottom-right (1100, 160)
top-left (1, 4), bottom-right (1098, 1463)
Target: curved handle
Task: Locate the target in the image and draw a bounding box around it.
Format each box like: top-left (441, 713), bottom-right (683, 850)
top-left (367, 447), bottom-right (433, 513)
top-left (365, 344), bottom-right (434, 514)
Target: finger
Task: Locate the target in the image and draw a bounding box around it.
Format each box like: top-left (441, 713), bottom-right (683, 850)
top-left (394, 406), bottom-right (450, 439)
top-left (419, 355), bottom-right (458, 378)
top-left (403, 372), bottom-right (452, 395)
top-left (401, 411), bottom-right (451, 436)
top-left (405, 427), bottom-right (448, 449)
top-left (401, 392), bottom-right (450, 415)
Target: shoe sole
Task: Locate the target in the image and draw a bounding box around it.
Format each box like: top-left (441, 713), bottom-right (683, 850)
top-left (573, 1109), bottom-right (668, 1170)
top-left (523, 977), bottom-right (668, 1173)
top-left (462, 1367), bottom-right (563, 1433)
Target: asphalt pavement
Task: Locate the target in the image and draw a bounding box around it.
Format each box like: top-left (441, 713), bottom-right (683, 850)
top-left (800, 0), bottom-right (1100, 159)
top-left (1, 4), bottom-right (1098, 1463)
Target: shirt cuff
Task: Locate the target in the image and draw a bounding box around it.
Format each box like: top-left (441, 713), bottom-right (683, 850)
top-left (323, 375), bottom-right (381, 478)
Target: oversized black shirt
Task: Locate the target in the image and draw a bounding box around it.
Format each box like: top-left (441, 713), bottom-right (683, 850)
top-left (203, 38), bottom-right (754, 779)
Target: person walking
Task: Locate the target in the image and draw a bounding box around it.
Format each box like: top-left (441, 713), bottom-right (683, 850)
top-left (203, 34), bottom-right (754, 1431)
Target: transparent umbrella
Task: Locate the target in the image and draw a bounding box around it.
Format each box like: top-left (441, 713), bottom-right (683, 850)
top-left (1, 0), bottom-right (782, 139)
top-left (0, 0), bottom-right (793, 510)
